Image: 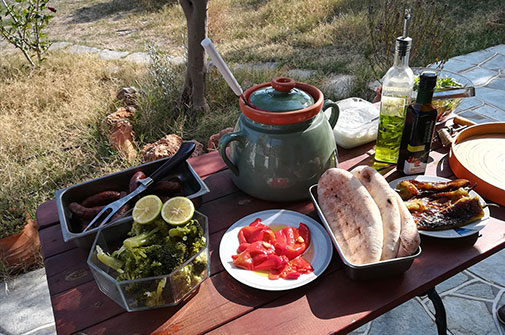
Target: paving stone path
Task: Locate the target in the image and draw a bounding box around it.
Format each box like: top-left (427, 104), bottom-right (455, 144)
top-left (1, 43), bottom-right (504, 335)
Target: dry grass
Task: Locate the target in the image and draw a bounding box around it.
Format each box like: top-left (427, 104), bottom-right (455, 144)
top-left (0, 53), bottom-right (146, 235)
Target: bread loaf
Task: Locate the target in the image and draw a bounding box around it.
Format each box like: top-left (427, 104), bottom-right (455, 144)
top-left (317, 168), bottom-right (383, 265)
top-left (394, 191), bottom-right (421, 257)
top-left (351, 166), bottom-right (401, 260)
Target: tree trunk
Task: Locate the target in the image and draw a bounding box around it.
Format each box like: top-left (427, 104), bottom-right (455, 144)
top-left (179, 0), bottom-right (209, 116)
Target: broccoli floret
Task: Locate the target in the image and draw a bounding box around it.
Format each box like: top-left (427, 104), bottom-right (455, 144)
top-left (168, 219), bottom-right (206, 258)
top-left (96, 216), bottom-right (207, 303)
top-left (123, 227), bottom-right (159, 248)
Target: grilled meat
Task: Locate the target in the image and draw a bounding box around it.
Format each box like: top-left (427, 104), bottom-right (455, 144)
top-left (397, 179), bottom-right (484, 231)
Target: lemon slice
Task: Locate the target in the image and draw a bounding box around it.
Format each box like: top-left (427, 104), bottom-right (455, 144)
top-left (161, 196), bottom-right (195, 226)
top-left (132, 195), bottom-right (163, 224)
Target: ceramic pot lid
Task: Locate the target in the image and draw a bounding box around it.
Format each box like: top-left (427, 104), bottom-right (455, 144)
top-left (240, 79), bottom-right (324, 125)
top-left (249, 77), bottom-right (315, 112)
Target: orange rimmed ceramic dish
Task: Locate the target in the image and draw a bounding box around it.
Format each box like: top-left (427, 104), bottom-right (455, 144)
top-left (448, 122), bottom-right (505, 206)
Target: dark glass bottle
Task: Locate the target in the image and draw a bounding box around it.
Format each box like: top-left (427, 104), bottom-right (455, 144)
top-left (397, 72), bottom-right (438, 175)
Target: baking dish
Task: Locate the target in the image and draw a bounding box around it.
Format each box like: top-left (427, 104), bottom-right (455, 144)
top-left (56, 159), bottom-right (209, 248)
top-left (309, 185), bottom-right (421, 280)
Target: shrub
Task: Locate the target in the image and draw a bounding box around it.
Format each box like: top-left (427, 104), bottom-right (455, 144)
top-left (0, 0), bottom-right (55, 67)
top-left (365, 0), bottom-right (453, 79)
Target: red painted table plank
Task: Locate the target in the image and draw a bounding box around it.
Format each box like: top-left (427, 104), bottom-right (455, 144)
top-left (188, 150), bottom-right (226, 177)
top-left (38, 224), bottom-right (76, 259)
top-left (36, 148), bottom-right (505, 335)
top-left (44, 247), bottom-right (92, 296)
top-left (35, 199), bottom-right (59, 229)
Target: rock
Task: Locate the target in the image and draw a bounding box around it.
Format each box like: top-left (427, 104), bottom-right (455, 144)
top-left (124, 52), bottom-right (151, 64)
top-left (117, 87), bottom-right (138, 106)
top-left (191, 140), bottom-right (205, 157)
top-left (207, 127), bottom-right (234, 151)
top-left (141, 135), bottom-right (205, 162)
top-left (287, 69), bottom-right (316, 79)
top-left (106, 106), bottom-right (136, 125)
top-left (108, 120), bottom-right (137, 162)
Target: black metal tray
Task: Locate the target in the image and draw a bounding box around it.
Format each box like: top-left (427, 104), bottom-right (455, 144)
top-left (309, 185), bottom-right (421, 280)
top-left (56, 159), bottom-right (209, 249)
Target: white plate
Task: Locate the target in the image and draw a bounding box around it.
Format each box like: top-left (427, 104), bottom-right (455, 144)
top-left (219, 209), bottom-right (333, 291)
top-left (389, 175), bottom-right (490, 238)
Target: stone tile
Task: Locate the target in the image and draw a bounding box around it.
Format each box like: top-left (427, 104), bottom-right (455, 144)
top-left (435, 272), bottom-right (470, 293)
top-left (124, 52), bottom-right (151, 64)
top-left (468, 250), bottom-right (505, 286)
top-left (461, 67), bottom-right (499, 86)
top-left (0, 268), bottom-right (55, 335)
top-left (455, 97), bottom-right (484, 112)
top-left (470, 104), bottom-right (505, 121)
top-left (69, 45), bottom-right (100, 55)
top-left (98, 49), bottom-right (129, 61)
top-left (488, 78), bottom-right (505, 91)
top-left (368, 299), bottom-right (438, 335)
top-left (167, 55), bottom-right (185, 66)
top-left (348, 322), bottom-right (370, 334)
top-left (475, 88), bottom-right (505, 112)
top-left (481, 54), bottom-right (505, 71)
top-left (485, 44), bottom-right (505, 55)
top-left (444, 296), bottom-right (499, 335)
top-left (457, 110), bottom-right (497, 124)
top-left (48, 41), bottom-right (71, 51)
top-left (441, 59), bottom-right (475, 73)
top-left (287, 68), bottom-right (316, 79)
top-left (455, 281), bottom-right (496, 300)
top-left (452, 49), bottom-right (496, 65)
top-left (321, 74), bottom-right (355, 100)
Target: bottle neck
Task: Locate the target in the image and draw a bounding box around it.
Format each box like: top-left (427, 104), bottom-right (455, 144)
top-left (394, 51), bottom-right (410, 68)
top-left (416, 89), bottom-right (434, 105)
top-left (393, 37), bottom-right (411, 68)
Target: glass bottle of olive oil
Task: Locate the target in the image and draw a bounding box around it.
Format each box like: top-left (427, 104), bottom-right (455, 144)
top-left (397, 71), bottom-right (438, 175)
top-left (375, 12), bottom-right (415, 163)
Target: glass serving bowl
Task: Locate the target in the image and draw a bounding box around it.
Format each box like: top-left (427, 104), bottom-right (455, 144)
top-left (87, 211), bottom-right (210, 312)
top-left (412, 67), bottom-right (474, 122)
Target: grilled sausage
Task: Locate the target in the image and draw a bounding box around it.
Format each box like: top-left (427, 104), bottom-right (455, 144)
top-left (81, 191), bottom-right (121, 207)
top-left (68, 202), bottom-right (105, 220)
top-left (129, 171), bottom-right (147, 193)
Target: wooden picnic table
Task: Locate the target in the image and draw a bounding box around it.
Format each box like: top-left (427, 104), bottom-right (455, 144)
top-left (36, 141), bottom-right (505, 335)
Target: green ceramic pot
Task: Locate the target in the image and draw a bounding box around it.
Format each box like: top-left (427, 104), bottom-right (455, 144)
top-left (218, 77), bottom-right (339, 202)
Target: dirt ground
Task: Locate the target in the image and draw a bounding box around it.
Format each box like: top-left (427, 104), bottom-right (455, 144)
top-left (1, 0), bottom-right (186, 56)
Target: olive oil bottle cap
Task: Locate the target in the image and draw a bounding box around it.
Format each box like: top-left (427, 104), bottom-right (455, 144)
top-left (417, 71), bottom-right (437, 104)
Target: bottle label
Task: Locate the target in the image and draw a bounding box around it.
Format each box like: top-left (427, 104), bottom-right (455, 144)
top-left (380, 96), bottom-right (407, 117)
top-left (402, 155), bottom-right (427, 175)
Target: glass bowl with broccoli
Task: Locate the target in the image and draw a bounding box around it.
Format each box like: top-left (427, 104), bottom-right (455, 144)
top-left (412, 68), bottom-right (473, 122)
top-left (87, 209), bottom-right (210, 312)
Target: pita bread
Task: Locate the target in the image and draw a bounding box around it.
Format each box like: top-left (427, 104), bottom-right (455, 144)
top-left (351, 166), bottom-right (401, 260)
top-left (318, 168), bottom-right (383, 265)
